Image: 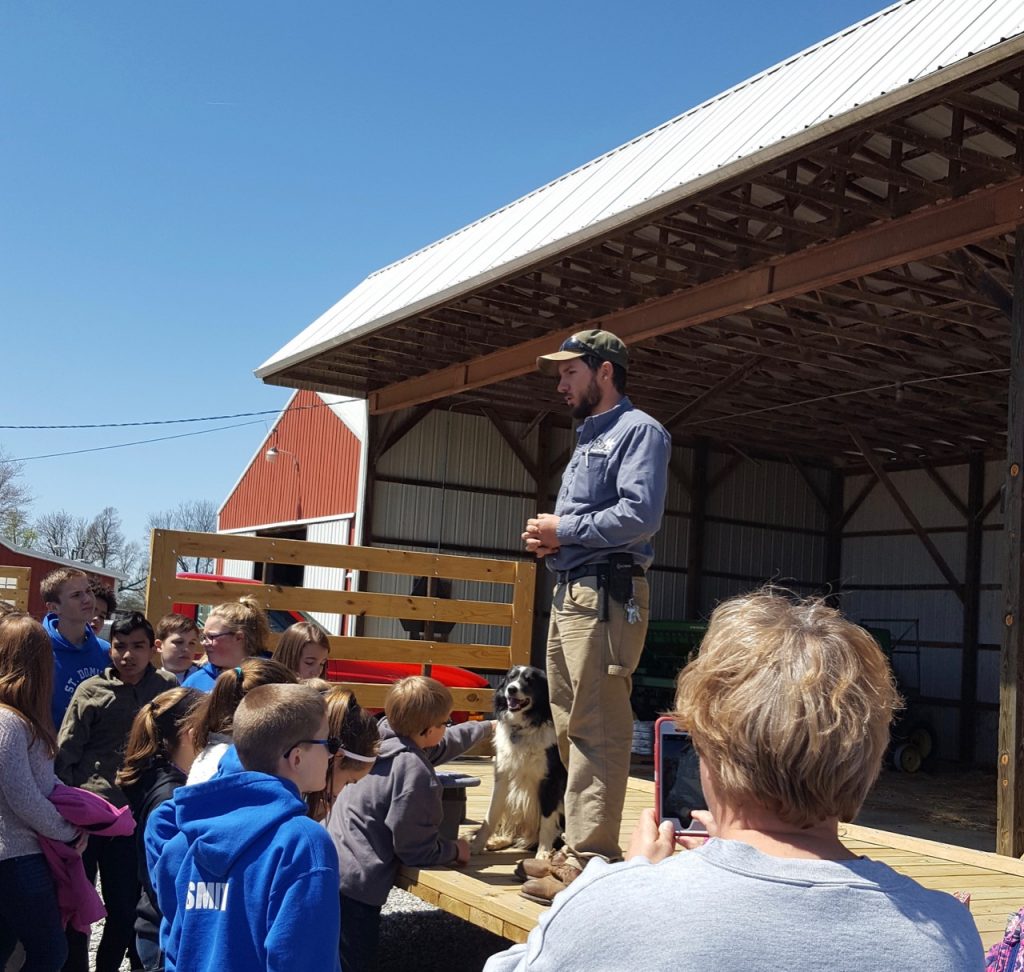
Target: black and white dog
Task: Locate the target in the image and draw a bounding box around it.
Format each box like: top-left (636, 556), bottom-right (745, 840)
top-left (471, 665), bottom-right (566, 857)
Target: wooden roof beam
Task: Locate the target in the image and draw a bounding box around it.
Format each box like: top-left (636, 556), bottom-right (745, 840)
top-left (367, 178), bottom-right (1024, 415)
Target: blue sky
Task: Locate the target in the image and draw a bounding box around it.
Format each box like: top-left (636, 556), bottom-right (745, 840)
top-left (1, 0), bottom-right (887, 548)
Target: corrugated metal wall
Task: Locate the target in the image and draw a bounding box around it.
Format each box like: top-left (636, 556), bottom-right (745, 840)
top-left (701, 454), bottom-right (829, 614)
top-left (305, 517), bottom-right (353, 635)
top-left (366, 409), bottom-right (834, 656)
top-left (839, 460), bottom-right (1004, 763)
top-left (369, 409), bottom-right (546, 649)
top-left (220, 389), bottom-right (360, 530)
top-left (220, 529), bottom-right (256, 581)
top-left (366, 411), bottom-right (1010, 765)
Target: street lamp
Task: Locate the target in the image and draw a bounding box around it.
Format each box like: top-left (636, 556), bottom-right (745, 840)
top-left (265, 446), bottom-right (300, 472)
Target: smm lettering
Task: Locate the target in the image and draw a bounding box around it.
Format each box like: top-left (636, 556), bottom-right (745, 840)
top-left (184, 881), bottom-right (230, 911)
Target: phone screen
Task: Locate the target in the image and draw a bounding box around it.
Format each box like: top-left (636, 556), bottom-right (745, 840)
top-left (655, 719), bottom-right (708, 832)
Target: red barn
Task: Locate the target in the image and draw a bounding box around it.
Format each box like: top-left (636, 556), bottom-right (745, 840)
top-left (0, 539), bottom-right (126, 620)
top-left (216, 389), bottom-right (365, 634)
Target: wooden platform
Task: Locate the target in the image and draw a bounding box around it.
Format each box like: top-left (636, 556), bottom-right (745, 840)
top-left (397, 759), bottom-right (1024, 948)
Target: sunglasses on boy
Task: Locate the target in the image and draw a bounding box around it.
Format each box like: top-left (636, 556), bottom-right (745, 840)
top-left (283, 736), bottom-right (342, 759)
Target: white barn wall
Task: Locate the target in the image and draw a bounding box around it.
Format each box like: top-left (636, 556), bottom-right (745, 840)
top-left (305, 516), bottom-right (354, 636)
top-left (366, 410), bottom-right (838, 659)
top-left (839, 461), bottom-right (1004, 763)
top-left (219, 529), bottom-right (256, 581)
top-left (367, 413), bottom-right (1008, 762)
top-left (699, 454), bottom-right (829, 617)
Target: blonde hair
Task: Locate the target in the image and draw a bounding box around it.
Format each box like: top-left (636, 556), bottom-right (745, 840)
top-left (116, 687), bottom-right (202, 790)
top-left (273, 621), bottom-right (329, 677)
top-left (189, 657), bottom-right (297, 751)
top-left (673, 589), bottom-right (901, 827)
top-left (234, 683), bottom-right (326, 775)
top-left (206, 595), bottom-right (270, 658)
top-left (307, 688), bottom-right (381, 820)
top-left (384, 676), bottom-right (451, 738)
top-left (0, 614), bottom-right (57, 755)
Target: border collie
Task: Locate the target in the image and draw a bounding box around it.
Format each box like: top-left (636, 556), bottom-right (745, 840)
top-left (470, 665), bottom-right (566, 857)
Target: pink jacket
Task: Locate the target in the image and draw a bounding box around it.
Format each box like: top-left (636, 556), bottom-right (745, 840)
top-left (37, 783), bottom-right (136, 933)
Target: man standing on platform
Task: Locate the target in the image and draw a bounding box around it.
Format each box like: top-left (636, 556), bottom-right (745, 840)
top-left (519, 329), bottom-right (671, 905)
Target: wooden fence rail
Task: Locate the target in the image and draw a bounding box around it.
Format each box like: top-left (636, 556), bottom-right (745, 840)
top-left (145, 530), bottom-right (535, 709)
top-left (0, 565), bottom-right (31, 612)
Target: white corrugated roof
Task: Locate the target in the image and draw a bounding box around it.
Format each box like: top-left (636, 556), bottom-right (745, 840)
top-left (257, 0), bottom-right (1024, 380)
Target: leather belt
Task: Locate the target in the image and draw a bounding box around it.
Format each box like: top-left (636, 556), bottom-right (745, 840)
top-left (555, 563), bottom-right (645, 586)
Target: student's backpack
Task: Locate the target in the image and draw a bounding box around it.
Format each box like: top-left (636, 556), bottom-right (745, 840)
top-left (987, 908), bottom-right (1024, 971)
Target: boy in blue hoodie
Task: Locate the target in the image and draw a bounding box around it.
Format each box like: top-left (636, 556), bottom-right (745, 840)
top-left (150, 682), bottom-right (341, 972)
top-left (41, 567), bottom-right (110, 729)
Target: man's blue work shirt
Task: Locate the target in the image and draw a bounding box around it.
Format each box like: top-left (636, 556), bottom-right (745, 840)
top-left (549, 396), bottom-right (671, 572)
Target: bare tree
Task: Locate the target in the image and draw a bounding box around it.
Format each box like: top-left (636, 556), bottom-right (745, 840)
top-left (88, 506), bottom-right (125, 567)
top-left (145, 499), bottom-right (219, 574)
top-left (0, 450), bottom-right (32, 542)
top-left (34, 510), bottom-right (80, 559)
top-left (114, 539), bottom-right (147, 611)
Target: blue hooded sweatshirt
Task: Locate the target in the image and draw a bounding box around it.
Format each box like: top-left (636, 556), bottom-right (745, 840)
top-left (150, 751), bottom-right (340, 972)
top-left (44, 612), bottom-right (109, 730)
top-left (181, 661), bottom-right (221, 693)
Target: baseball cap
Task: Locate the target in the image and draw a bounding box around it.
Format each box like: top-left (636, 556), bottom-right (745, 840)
top-left (536, 329), bottom-right (629, 377)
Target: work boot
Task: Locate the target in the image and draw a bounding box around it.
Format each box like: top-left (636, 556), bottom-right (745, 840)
top-left (513, 850), bottom-right (569, 881)
top-left (519, 863), bottom-right (582, 906)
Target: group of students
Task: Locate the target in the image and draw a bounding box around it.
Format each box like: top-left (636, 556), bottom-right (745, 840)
top-left (0, 566), bottom-right (493, 972)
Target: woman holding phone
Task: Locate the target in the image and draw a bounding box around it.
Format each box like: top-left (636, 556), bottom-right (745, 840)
top-left (484, 590), bottom-right (984, 971)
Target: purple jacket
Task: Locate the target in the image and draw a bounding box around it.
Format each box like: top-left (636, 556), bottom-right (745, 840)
top-left (37, 783), bottom-right (136, 933)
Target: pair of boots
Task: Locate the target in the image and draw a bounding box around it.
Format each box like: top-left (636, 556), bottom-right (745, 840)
top-left (514, 850), bottom-right (581, 905)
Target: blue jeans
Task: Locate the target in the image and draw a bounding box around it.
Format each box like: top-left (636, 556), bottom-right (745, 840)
top-left (135, 931), bottom-right (161, 972)
top-left (0, 854), bottom-right (68, 972)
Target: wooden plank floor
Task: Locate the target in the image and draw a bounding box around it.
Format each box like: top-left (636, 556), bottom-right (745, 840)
top-left (397, 758), bottom-right (1024, 948)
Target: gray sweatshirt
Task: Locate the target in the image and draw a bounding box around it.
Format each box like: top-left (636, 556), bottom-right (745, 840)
top-left (0, 707), bottom-right (79, 861)
top-left (326, 718), bottom-right (491, 907)
top-left (484, 838), bottom-right (984, 972)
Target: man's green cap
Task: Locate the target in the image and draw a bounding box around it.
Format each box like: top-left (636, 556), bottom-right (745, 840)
top-left (536, 329), bottom-right (629, 377)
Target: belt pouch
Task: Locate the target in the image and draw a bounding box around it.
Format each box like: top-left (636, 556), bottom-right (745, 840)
top-left (607, 553), bottom-right (635, 605)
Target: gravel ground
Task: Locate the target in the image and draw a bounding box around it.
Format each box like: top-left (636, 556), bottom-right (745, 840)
top-left (379, 888), bottom-right (510, 972)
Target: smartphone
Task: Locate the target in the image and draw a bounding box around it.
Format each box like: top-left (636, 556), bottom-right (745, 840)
top-left (654, 715), bottom-right (709, 836)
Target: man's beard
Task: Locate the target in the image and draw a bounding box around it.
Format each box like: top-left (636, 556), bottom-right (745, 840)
top-left (571, 374), bottom-right (602, 420)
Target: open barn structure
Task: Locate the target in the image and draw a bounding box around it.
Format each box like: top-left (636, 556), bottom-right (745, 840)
top-left (258, 0), bottom-right (1024, 853)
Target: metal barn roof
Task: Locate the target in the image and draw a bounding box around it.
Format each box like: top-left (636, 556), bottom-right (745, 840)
top-left (258, 0), bottom-right (1024, 382)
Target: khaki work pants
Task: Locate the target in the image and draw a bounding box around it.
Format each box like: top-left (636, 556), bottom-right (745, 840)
top-left (546, 575), bottom-right (650, 867)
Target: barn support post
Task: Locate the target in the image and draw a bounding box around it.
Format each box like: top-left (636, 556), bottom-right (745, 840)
top-left (997, 229), bottom-right (1024, 857)
top-left (685, 438), bottom-right (709, 619)
top-left (825, 468), bottom-right (844, 607)
top-left (960, 452), bottom-right (985, 765)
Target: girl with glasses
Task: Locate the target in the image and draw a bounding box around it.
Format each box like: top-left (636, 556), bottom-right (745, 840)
top-left (183, 597), bottom-right (271, 693)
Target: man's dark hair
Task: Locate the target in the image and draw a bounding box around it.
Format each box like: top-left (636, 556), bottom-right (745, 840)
top-left (581, 353), bottom-right (627, 393)
top-left (110, 611), bottom-right (155, 647)
top-left (89, 580), bottom-right (117, 615)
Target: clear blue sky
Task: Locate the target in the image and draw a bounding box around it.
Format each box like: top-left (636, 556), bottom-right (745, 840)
top-left (1, 0), bottom-right (888, 548)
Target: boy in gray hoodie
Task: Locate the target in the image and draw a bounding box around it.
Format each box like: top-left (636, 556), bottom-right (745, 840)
top-left (326, 676), bottom-right (493, 972)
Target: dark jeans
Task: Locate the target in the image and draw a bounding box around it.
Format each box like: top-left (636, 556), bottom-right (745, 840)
top-left (135, 931), bottom-right (160, 972)
top-left (339, 894), bottom-right (382, 972)
top-left (0, 854), bottom-right (68, 972)
top-left (63, 834), bottom-right (141, 972)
